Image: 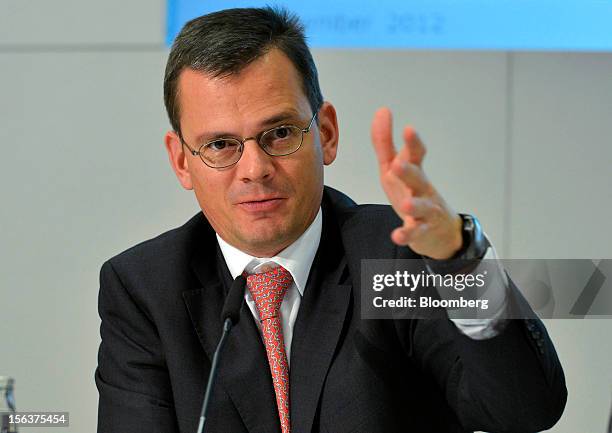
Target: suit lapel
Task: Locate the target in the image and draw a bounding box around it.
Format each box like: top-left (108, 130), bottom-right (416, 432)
top-left (289, 199), bottom-right (353, 433)
top-left (181, 187), bottom-right (358, 433)
top-left (182, 223), bottom-right (280, 433)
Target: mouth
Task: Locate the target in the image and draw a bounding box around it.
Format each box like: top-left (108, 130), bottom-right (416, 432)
top-left (237, 197), bottom-right (286, 213)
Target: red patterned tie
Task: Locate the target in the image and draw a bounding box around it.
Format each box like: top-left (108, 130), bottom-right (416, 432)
top-left (246, 266), bottom-right (292, 433)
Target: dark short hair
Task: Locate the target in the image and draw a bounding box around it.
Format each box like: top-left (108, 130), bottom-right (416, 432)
top-left (163, 6), bottom-right (324, 135)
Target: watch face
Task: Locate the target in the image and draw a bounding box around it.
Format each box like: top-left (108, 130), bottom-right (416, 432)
top-left (462, 215), bottom-right (475, 232)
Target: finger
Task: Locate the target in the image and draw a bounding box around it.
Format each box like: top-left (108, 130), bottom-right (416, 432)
top-left (371, 107), bottom-right (395, 171)
top-left (391, 220), bottom-right (429, 246)
top-left (401, 126), bottom-right (427, 168)
top-left (390, 158), bottom-right (428, 195)
top-left (398, 196), bottom-right (437, 220)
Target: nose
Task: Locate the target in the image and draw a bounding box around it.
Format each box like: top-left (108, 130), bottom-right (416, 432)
top-left (235, 138), bottom-right (275, 183)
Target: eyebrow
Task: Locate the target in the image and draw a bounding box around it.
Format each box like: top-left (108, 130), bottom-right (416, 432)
top-left (193, 110), bottom-right (304, 144)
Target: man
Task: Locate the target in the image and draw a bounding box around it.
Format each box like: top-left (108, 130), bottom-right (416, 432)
top-left (96, 7), bottom-right (566, 433)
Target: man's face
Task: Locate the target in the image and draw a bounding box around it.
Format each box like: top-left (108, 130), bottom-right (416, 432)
top-left (165, 49), bottom-right (338, 257)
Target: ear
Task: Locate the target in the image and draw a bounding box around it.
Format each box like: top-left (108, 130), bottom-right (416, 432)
top-left (164, 130), bottom-right (194, 190)
top-left (316, 101), bottom-right (339, 165)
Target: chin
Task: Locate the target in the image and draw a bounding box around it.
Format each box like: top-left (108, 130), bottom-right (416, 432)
top-left (241, 226), bottom-right (292, 255)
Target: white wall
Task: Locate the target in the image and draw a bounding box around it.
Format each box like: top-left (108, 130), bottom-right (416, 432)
top-left (1, 2), bottom-right (610, 432)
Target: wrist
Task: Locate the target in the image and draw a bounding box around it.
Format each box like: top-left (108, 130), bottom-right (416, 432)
top-left (448, 214), bottom-right (464, 258)
top-left (431, 214), bottom-right (463, 260)
top-left (423, 214), bottom-right (488, 273)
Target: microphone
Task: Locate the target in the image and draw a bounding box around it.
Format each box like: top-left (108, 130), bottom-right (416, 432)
top-left (196, 275), bottom-right (246, 433)
top-left (608, 398), bottom-right (612, 433)
top-left (221, 275), bottom-right (246, 328)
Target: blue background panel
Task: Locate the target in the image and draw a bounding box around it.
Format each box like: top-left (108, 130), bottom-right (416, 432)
top-left (167, 0), bottom-right (612, 51)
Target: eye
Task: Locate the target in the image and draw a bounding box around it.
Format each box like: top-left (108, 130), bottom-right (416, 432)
top-left (205, 139), bottom-right (237, 151)
top-left (260, 125), bottom-right (302, 154)
top-left (272, 127), bottom-right (291, 139)
top-left (264, 126), bottom-right (300, 144)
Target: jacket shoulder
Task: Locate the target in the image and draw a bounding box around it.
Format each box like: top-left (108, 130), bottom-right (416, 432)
top-left (323, 186), bottom-right (415, 259)
top-left (324, 186), bottom-right (402, 236)
top-left (103, 212), bottom-right (209, 278)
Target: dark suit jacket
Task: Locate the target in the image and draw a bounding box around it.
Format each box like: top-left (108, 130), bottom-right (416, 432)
top-left (96, 187), bottom-right (567, 433)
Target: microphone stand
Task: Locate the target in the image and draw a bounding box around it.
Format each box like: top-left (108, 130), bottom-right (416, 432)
top-left (196, 275), bottom-right (245, 433)
top-left (196, 317), bottom-right (233, 433)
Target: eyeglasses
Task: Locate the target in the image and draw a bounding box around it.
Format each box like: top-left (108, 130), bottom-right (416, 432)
top-left (179, 111), bottom-right (318, 169)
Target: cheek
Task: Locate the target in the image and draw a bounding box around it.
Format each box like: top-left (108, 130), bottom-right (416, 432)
top-left (308, 142), bottom-right (325, 182)
top-left (189, 171), bottom-right (229, 218)
top-left (290, 146), bottom-right (324, 201)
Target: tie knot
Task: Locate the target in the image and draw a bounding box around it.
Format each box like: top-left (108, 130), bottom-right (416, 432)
top-left (246, 266), bottom-right (293, 321)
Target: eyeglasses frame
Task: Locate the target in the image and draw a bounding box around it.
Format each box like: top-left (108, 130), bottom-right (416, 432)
top-left (179, 111), bottom-right (318, 169)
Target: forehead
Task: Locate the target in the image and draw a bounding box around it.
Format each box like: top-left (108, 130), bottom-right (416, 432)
top-left (176, 49), bottom-right (311, 133)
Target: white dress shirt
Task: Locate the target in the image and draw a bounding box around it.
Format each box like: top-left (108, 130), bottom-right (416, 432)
top-left (442, 240), bottom-right (509, 339)
top-left (217, 208), bottom-right (322, 364)
top-left (217, 207), bottom-right (507, 362)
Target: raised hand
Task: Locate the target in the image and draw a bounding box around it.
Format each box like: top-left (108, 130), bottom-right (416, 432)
top-left (371, 107), bottom-right (463, 260)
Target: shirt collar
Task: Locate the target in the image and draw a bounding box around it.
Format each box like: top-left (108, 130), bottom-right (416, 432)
top-left (216, 207), bottom-right (322, 297)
